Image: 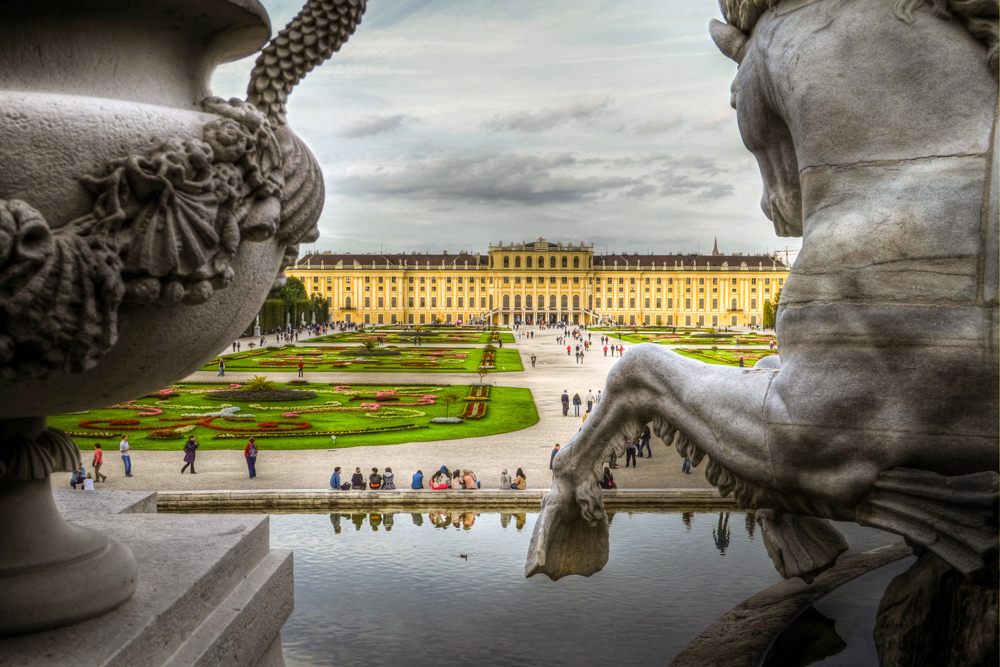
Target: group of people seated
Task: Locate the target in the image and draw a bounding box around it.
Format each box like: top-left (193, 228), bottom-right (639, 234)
top-left (329, 465), bottom-right (528, 490)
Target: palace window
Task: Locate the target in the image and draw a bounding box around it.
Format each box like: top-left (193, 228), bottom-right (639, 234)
top-left (561, 295), bottom-right (568, 308)
top-left (561, 256), bottom-right (568, 268)
top-left (526, 256), bottom-right (532, 268)
top-left (514, 256), bottom-right (521, 268)
top-left (525, 295), bottom-right (533, 308)
top-left (712, 278), bottom-right (717, 285)
top-left (550, 256), bottom-right (557, 268)
top-left (618, 298), bottom-right (624, 309)
top-left (572, 295), bottom-right (580, 308)
top-left (446, 297), bottom-right (452, 307)
top-left (778, 278), bottom-right (784, 285)
top-left (644, 298), bottom-right (650, 308)
top-left (561, 277), bottom-right (568, 284)
top-left (685, 298), bottom-right (692, 309)
top-left (364, 296), bottom-right (371, 307)
top-left (514, 295), bottom-right (521, 309)
top-left (606, 297), bottom-right (612, 308)
top-left (420, 297), bottom-right (426, 307)
top-left (573, 257), bottom-right (579, 268)
top-left (698, 298), bottom-right (705, 309)
top-left (431, 297), bottom-right (437, 307)
top-left (458, 297), bottom-right (463, 307)
top-left (699, 278), bottom-right (704, 285)
top-left (503, 256), bottom-right (509, 268)
top-left (751, 298), bottom-right (757, 309)
top-left (408, 297), bottom-right (414, 307)
top-left (656, 298), bottom-right (662, 308)
top-left (750, 278), bottom-right (757, 285)
top-left (573, 277), bottom-right (579, 284)
top-left (526, 277), bottom-right (532, 285)
top-left (365, 276), bottom-right (370, 283)
top-left (514, 277), bottom-right (521, 285)
top-left (549, 295), bottom-right (556, 309)
top-left (503, 277), bottom-right (510, 284)
top-left (712, 298), bottom-right (718, 309)
top-left (630, 278), bottom-right (636, 285)
top-left (685, 278), bottom-right (691, 285)
top-left (764, 278), bottom-right (770, 285)
top-left (629, 298), bottom-right (636, 308)
top-left (503, 295), bottom-right (510, 308)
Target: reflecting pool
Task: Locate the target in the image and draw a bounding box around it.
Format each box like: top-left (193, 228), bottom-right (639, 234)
top-left (268, 510), bottom-right (903, 667)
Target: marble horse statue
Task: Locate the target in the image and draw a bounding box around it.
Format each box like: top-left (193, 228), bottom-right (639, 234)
top-left (529, 0), bottom-right (999, 587)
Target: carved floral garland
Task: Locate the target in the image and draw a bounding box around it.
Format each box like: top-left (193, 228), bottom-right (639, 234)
top-left (0, 97), bottom-right (321, 379)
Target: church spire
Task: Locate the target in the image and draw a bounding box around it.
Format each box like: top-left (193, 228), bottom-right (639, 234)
top-left (712, 237), bottom-right (720, 256)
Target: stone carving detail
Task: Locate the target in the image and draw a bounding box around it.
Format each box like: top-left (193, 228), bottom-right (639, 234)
top-left (0, 98), bottom-right (323, 378)
top-left (248, 0), bottom-right (368, 125)
top-left (530, 0), bottom-right (999, 586)
top-left (0, 428), bottom-right (78, 480)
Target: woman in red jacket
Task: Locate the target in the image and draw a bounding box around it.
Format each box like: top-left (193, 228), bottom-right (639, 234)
top-left (244, 437), bottom-right (258, 479)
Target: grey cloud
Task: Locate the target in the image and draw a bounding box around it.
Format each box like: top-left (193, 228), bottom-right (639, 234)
top-left (483, 96), bottom-right (613, 133)
top-left (635, 115), bottom-right (683, 135)
top-left (337, 151), bottom-right (640, 204)
top-left (690, 110), bottom-right (735, 132)
top-left (337, 114), bottom-right (410, 138)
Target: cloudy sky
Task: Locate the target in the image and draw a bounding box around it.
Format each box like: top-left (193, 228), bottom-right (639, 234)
top-left (212, 0), bottom-right (801, 257)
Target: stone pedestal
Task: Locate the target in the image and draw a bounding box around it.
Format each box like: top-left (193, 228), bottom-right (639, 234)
top-left (0, 490), bottom-right (293, 667)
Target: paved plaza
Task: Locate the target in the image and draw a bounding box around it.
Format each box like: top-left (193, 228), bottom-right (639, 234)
top-left (55, 327), bottom-right (774, 493)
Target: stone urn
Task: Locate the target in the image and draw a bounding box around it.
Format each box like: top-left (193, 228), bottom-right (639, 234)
top-left (0, 0), bottom-right (366, 635)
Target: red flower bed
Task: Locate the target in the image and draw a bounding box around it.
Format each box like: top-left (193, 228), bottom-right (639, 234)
top-left (109, 419), bottom-right (140, 426)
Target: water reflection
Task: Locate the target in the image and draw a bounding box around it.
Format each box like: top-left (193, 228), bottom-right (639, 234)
top-left (323, 510), bottom-right (754, 556)
top-left (272, 511), bottom-right (903, 667)
top-left (713, 512), bottom-right (731, 555)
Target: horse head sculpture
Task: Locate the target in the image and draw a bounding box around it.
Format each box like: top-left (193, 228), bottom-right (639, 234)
top-left (528, 0), bottom-right (999, 583)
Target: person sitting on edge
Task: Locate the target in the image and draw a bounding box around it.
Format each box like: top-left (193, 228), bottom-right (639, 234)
top-left (510, 468), bottom-right (526, 490)
top-left (462, 469), bottom-right (478, 490)
top-left (600, 467), bottom-right (617, 490)
top-left (430, 470), bottom-right (450, 490)
top-left (381, 467), bottom-right (396, 490)
top-left (351, 467), bottom-right (365, 490)
top-left (499, 469), bottom-right (512, 490)
top-left (83, 473), bottom-right (95, 491)
top-left (451, 469), bottom-right (464, 489)
top-left (411, 470), bottom-right (424, 489)
top-left (330, 466), bottom-right (342, 490)
top-left (369, 468), bottom-right (382, 490)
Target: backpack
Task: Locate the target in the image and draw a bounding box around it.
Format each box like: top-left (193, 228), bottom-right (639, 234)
top-left (247, 443), bottom-right (258, 457)
top-left (340, 482), bottom-right (352, 491)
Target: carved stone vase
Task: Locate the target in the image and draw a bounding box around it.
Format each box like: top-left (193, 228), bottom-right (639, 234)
top-left (0, 0), bottom-right (365, 636)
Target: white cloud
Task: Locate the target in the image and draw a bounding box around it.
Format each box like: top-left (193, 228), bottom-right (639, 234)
top-left (635, 114), bottom-right (683, 135)
top-left (483, 96), bottom-right (613, 133)
top-left (337, 114), bottom-right (411, 138)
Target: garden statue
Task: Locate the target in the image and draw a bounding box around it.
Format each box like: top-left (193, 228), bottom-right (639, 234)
top-left (254, 314), bottom-right (262, 337)
top-left (0, 0), bottom-right (367, 635)
top-left (532, 0), bottom-right (998, 653)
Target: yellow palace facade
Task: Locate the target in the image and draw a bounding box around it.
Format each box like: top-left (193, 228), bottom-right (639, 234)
top-left (286, 238), bottom-right (790, 328)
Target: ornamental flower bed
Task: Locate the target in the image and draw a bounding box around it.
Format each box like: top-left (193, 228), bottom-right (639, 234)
top-left (465, 385), bottom-right (490, 401)
top-left (459, 401), bottom-right (487, 419)
top-left (676, 349), bottom-right (779, 367)
top-left (202, 346), bottom-right (519, 373)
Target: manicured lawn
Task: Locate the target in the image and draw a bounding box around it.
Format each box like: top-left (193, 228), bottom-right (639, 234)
top-left (312, 330), bottom-right (515, 344)
top-left (604, 331), bottom-right (775, 346)
top-left (205, 346), bottom-right (523, 373)
top-left (673, 348), bottom-right (778, 366)
top-left (51, 382), bottom-right (538, 450)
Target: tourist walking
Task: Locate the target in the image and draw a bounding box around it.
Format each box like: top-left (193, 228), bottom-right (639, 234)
top-left (596, 390), bottom-right (602, 404)
top-left (510, 468), bottom-right (526, 490)
top-left (572, 393), bottom-right (582, 417)
top-left (351, 467), bottom-right (365, 489)
top-left (119, 434), bottom-right (132, 477)
top-left (297, 360), bottom-right (305, 377)
top-left (585, 390), bottom-right (595, 413)
top-left (244, 437), bottom-right (258, 479)
top-left (625, 439), bottom-right (637, 468)
top-left (411, 470), bottom-right (424, 489)
top-left (369, 467), bottom-right (383, 489)
top-left (682, 457), bottom-right (692, 474)
top-left (550, 443), bottom-right (561, 469)
top-left (639, 425), bottom-right (652, 458)
top-left (181, 435), bottom-right (198, 474)
top-left (92, 443), bottom-right (107, 483)
top-left (561, 390), bottom-right (569, 416)
top-left (381, 467), bottom-right (396, 490)
top-left (531, 354), bottom-right (536, 368)
top-left (217, 358), bottom-right (225, 376)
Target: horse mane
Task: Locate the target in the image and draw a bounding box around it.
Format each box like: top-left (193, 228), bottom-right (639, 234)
top-left (719, 0), bottom-right (998, 75)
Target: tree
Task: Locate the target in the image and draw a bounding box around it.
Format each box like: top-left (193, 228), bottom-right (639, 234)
top-left (309, 293), bottom-right (329, 323)
top-left (362, 337), bottom-right (377, 352)
top-left (440, 391), bottom-right (461, 417)
top-left (275, 276), bottom-right (307, 318)
top-left (762, 300), bottom-right (775, 328)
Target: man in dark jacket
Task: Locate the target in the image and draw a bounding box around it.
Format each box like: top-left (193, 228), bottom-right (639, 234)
top-left (550, 443), bottom-right (561, 469)
top-left (561, 391), bottom-right (569, 416)
top-left (369, 467), bottom-right (383, 489)
top-left (639, 425), bottom-right (652, 458)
